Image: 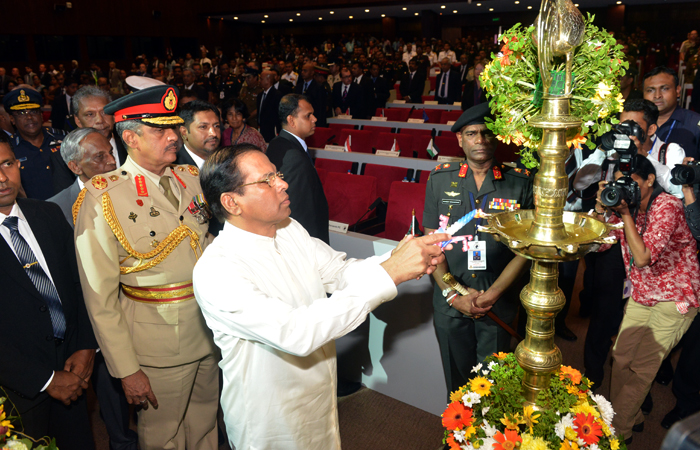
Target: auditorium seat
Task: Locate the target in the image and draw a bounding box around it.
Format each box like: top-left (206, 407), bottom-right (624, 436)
top-left (329, 123), bottom-right (356, 136)
top-left (377, 181), bottom-right (427, 241)
top-left (409, 108), bottom-right (441, 124)
top-left (376, 108), bottom-right (409, 122)
top-left (400, 128), bottom-right (432, 137)
top-left (315, 158), bottom-right (354, 174)
top-left (429, 76), bottom-right (437, 92)
top-left (363, 125), bottom-right (394, 142)
top-left (323, 173), bottom-right (378, 226)
top-left (361, 163), bottom-right (413, 202)
top-left (411, 135), bottom-right (434, 159)
top-left (394, 83), bottom-right (402, 100)
top-left (316, 167), bottom-right (327, 186)
top-left (497, 142), bottom-right (521, 164)
top-left (336, 129), bottom-right (373, 153)
top-left (440, 110), bottom-right (463, 124)
top-left (374, 132), bottom-right (413, 157)
top-left (434, 135), bottom-right (464, 158)
top-left (421, 95), bottom-right (435, 103)
top-left (305, 127), bottom-right (335, 148)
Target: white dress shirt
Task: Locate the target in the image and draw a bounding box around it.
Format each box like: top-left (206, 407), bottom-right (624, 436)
top-left (282, 129), bottom-right (309, 154)
top-left (438, 50), bottom-right (457, 64)
top-left (109, 136), bottom-right (123, 168)
top-left (194, 219), bottom-right (396, 450)
top-left (183, 144), bottom-right (205, 169)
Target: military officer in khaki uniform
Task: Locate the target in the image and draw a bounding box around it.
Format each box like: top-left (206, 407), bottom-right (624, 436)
top-left (238, 67), bottom-right (263, 128)
top-left (423, 103), bottom-right (533, 395)
top-left (74, 85), bottom-right (219, 450)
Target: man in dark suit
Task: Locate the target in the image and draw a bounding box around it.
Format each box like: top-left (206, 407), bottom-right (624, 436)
top-left (72, 85), bottom-right (128, 168)
top-left (332, 68), bottom-right (363, 120)
top-left (435, 58), bottom-right (462, 105)
top-left (266, 94), bottom-right (329, 243)
top-left (176, 100), bottom-right (221, 168)
top-left (351, 62), bottom-right (374, 119)
top-left (368, 63), bottom-right (391, 113)
top-left (294, 63), bottom-right (327, 127)
top-left (51, 78), bottom-right (79, 132)
top-left (258, 71), bottom-right (283, 142)
top-left (457, 54), bottom-right (471, 86)
top-left (399, 58), bottom-right (426, 104)
top-left (0, 133), bottom-right (98, 450)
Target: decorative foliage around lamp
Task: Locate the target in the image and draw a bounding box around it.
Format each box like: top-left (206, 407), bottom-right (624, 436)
top-left (0, 396), bottom-right (59, 450)
top-left (441, 353), bottom-right (626, 450)
top-left (480, 14), bottom-right (628, 168)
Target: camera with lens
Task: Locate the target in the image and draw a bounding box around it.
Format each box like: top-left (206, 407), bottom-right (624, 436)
top-left (670, 161), bottom-right (700, 186)
top-left (599, 120), bottom-right (644, 208)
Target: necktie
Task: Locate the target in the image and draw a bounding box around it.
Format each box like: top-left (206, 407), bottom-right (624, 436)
top-left (159, 176), bottom-right (179, 209)
top-left (343, 85), bottom-right (348, 100)
top-left (441, 74), bottom-right (447, 98)
top-left (304, 81), bottom-right (309, 94)
top-left (260, 92), bottom-right (266, 116)
top-left (3, 216), bottom-right (66, 339)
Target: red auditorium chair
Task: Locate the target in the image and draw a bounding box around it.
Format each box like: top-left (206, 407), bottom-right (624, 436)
top-left (315, 158), bottom-right (353, 174)
top-left (400, 128), bottom-right (432, 137)
top-left (329, 123), bottom-right (355, 136)
top-left (411, 135), bottom-right (434, 159)
top-left (305, 127), bottom-right (334, 148)
top-left (394, 83), bottom-right (403, 100)
top-left (374, 133), bottom-right (413, 157)
top-left (409, 108), bottom-right (441, 124)
top-left (419, 170), bottom-right (431, 184)
top-left (323, 173), bottom-right (378, 226)
top-left (363, 125), bottom-right (393, 142)
top-left (497, 142), bottom-right (521, 164)
top-left (421, 95), bottom-right (435, 103)
top-left (377, 108), bottom-right (409, 122)
top-left (440, 110), bottom-right (463, 124)
top-left (362, 163), bottom-right (413, 202)
top-left (336, 129), bottom-right (373, 153)
top-left (316, 167), bottom-right (328, 186)
top-left (377, 181), bottom-right (427, 241)
top-left (429, 76), bottom-right (437, 92)
top-left (434, 135), bottom-right (464, 158)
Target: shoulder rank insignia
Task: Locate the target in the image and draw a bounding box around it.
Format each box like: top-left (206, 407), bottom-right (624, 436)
top-left (434, 164), bottom-right (441, 171)
top-left (172, 171), bottom-right (187, 189)
top-left (450, 181), bottom-right (458, 187)
top-left (177, 166), bottom-right (185, 172)
top-left (109, 175), bottom-right (119, 182)
top-left (135, 175), bottom-right (148, 197)
top-left (459, 164), bottom-right (468, 178)
top-left (444, 191), bottom-right (460, 197)
top-left (493, 166), bottom-right (503, 180)
top-left (92, 176), bottom-right (108, 190)
top-left (50, 146), bottom-right (59, 153)
top-left (187, 165), bottom-right (199, 176)
top-left (513, 168), bottom-right (531, 176)
top-left (442, 163), bottom-right (451, 169)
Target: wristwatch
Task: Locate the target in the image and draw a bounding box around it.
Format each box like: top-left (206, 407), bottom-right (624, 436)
top-left (442, 287), bottom-right (455, 298)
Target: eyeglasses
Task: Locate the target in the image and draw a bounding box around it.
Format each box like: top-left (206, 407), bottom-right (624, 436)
top-left (14, 109), bottom-right (41, 117)
top-left (239, 172), bottom-right (284, 189)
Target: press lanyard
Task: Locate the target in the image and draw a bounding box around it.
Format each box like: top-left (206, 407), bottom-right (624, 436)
top-left (469, 192), bottom-right (487, 238)
top-left (652, 119), bottom-right (676, 150)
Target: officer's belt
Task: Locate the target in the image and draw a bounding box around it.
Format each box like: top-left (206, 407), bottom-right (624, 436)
top-left (121, 280), bottom-right (194, 304)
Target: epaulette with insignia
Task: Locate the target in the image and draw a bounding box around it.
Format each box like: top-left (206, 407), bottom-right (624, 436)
top-left (83, 170), bottom-right (130, 197)
top-left (171, 164), bottom-right (200, 177)
top-left (507, 166), bottom-right (532, 178)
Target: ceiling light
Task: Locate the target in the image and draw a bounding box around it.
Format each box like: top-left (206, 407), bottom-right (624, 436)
top-left (381, 14), bottom-right (386, 17)
top-left (289, 18), bottom-right (293, 21)
top-left (329, 11), bottom-right (334, 14)
top-left (402, 7), bottom-right (407, 10)
top-left (575, 3), bottom-right (579, 5)
top-left (365, 9), bottom-right (370, 12)
top-left (233, 16), bottom-right (238, 20)
top-left (616, 1), bottom-right (621, 3)
top-left (514, 1), bottom-right (519, 3)
top-left (476, 3), bottom-right (482, 6)
top-left (489, 7), bottom-right (494, 11)
top-left (264, 14), bottom-right (268, 18)
top-left (296, 13), bottom-right (301, 16)
top-left (349, 15), bottom-right (353, 18)
top-left (453, 10), bottom-right (458, 13)
top-left (319, 17), bottom-right (322, 20)
top-left (261, 20), bottom-right (265, 23)
top-left (441, 5), bottom-right (446, 8)
top-left (414, 12), bottom-right (419, 15)
top-left (527, 5), bottom-right (532, 8)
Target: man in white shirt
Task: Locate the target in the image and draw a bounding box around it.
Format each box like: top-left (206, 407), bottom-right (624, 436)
top-left (72, 85), bottom-right (127, 168)
top-left (282, 61), bottom-right (299, 86)
top-left (402, 43), bottom-right (417, 64)
top-left (176, 100), bottom-right (221, 168)
top-left (194, 144), bottom-right (450, 450)
top-left (438, 43), bottom-right (457, 64)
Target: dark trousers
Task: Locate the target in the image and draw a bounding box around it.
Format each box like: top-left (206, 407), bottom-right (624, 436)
top-left (15, 390), bottom-right (95, 450)
top-left (555, 259), bottom-right (579, 328)
top-left (582, 243), bottom-right (627, 386)
top-left (672, 314), bottom-right (700, 413)
top-left (92, 352), bottom-right (138, 450)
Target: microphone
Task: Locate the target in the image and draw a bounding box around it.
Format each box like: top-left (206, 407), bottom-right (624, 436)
top-left (325, 134), bottom-right (336, 145)
top-left (351, 197), bottom-right (384, 232)
top-left (408, 105), bottom-right (416, 118)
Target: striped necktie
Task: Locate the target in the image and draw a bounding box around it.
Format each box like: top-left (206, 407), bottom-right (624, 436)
top-left (3, 216), bottom-right (66, 339)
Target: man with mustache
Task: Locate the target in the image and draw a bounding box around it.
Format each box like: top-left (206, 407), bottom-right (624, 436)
top-left (176, 100), bottom-right (221, 168)
top-left (73, 85), bottom-right (219, 450)
top-left (72, 85), bottom-right (128, 168)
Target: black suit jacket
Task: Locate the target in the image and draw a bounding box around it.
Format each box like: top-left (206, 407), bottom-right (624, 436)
top-left (369, 76), bottom-right (391, 113)
top-left (113, 133), bottom-right (128, 168)
top-left (332, 83), bottom-right (363, 119)
top-left (355, 75), bottom-right (375, 119)
top-left (257, 87), bottom-right (283, 142)
top-left (276, 80), bottom-right (294, 96)
top-left (400, 70), bottom-right (426, 103)
top-left (435, 70), bottom-right (462, 105)
top-left (0, 199), bottom-right (97, 413)
top-left (50, 94), bottom-right (72, 131)
top-left (266, 130), bottom-right (329, 243)
top-left (294, 80), bottom-right (327, 127)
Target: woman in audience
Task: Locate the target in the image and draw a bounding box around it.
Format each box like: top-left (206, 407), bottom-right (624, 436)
top-left (222, 98), bottom-right (267, 151)
top-left (593, 155), bottom-right (700, 444)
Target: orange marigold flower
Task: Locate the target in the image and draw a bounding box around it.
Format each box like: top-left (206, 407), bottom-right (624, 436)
top-left (446, 435), bottom-right (460, 450)
top-left (566, 134), bottom-right (587, 150)
top-left (560, 440), bottom-right (579, 450)
top-left (559, 366), bottom-right (582, 384)
top-left (573, 413), bottom-right (603, 445)
top-left (494, 429), bottom-right (522, 450)
top-left (493, 352), bottom-right (509, 360)
top-left (442, 401), bottom-right (474, 430)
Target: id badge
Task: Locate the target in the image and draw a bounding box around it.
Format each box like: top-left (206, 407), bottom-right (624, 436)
top-left (622, 278), bottom-right (632, 299)
top-left (468, 238), bottom-right (487, 270)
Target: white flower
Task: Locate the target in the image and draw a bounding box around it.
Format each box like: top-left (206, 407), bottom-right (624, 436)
top-left (482, 406), bottom-right (490, 415)
top-left (461, 443), bottom-right (474, 450)
top-left (488, 379), bottom-right (494, 384)
top-left (577, 438), bottom-right (586, 447)
top-left (482, 419), bottom-right (498, 437)
top-left (555, 413), bottom-right (575, 440)
top-left (584, 120), bottom-right (595, 127)
top-left (591, 394), bottom-right (615, 425)
top-left (5, 441), bottom-right (29, 450)
top-left (488, 361), bottom-right (498, 371)
top-left (482, 369), bottom-right (490, 376)
top-left (454, 429), bottom-right (467, 443)
top-left (482, 437), bottom-right (497, 449)
top-left (589, 444), bottom-right (601, 450)
top-left (463, 391), bottom-right (482, 408)
top-left (471, 363), bottom-right (483, 373)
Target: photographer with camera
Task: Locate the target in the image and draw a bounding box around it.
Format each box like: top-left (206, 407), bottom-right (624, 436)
top-left (673, 156), bottom-right (700, 240)
top-left (593, 155), bottom-right (700, 444)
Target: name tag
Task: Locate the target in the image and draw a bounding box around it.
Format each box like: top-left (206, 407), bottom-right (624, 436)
top-left (392, 100), bottom-right (406, 104)
top-left (324, 145), bottom-right (346, 152)
top-left (437, 156), bottom-right (464, 162)
top-left (447, 121), bottom-right (456, 126)
top-left (329, 221), bottom-right (349, 233)
top-left (468, 239), bottom-right (487, 270)
top-left (424, 100), bottom-right (438, 105)
top-left (376, 150), bottom-right (400, 157)
top-left (441, 199), bottom-right (462, 205)
top-left (371, 116), bottom-right (388, 121)
top-left (407, 118), bottom-right (425, 124)
top-left (336, 114), bottom-right (353, 119)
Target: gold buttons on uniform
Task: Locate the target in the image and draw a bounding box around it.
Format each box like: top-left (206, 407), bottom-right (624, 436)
top-left (471, 274), bottom-right (477, 278)
top-left (475, 199), bottom-right (480, 204)
top-left (46, 166), bottom-right (50, 169)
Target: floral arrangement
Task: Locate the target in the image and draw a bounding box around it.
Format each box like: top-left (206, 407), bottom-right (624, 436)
top-left (441, 353), bottom-right (626, 450)
top-left (480, 14), bottom-right (628, 168)
top-left (0, 396), bottom-right (58, 450)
